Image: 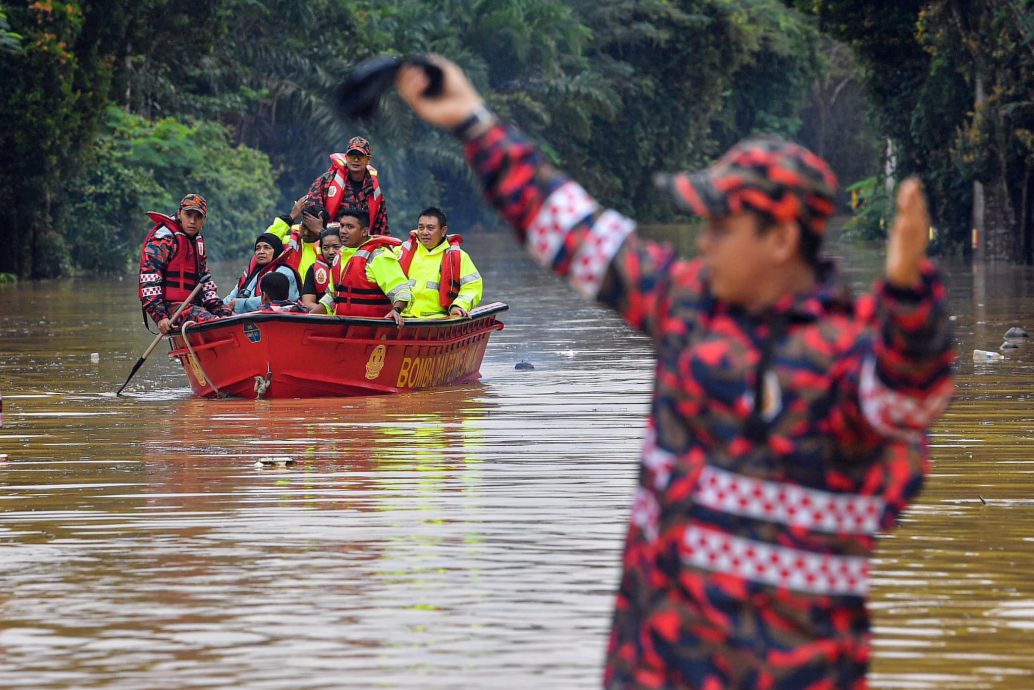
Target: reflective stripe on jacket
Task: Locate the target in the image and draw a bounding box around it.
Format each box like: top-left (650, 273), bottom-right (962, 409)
top-left (397, 233), bottom-right (483, 317)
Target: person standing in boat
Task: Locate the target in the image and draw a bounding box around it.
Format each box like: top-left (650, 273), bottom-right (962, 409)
top-left (314, 207), bottom-right (410, 327)
top-left (300, 224), bottom-right (344, 311)
top-left (223, 232), bottom-right (302, 313)
top-left (137, 193), bottom-right (232, 335)
top-left (306, 136), bottom-right (390, 236)
top-left (396, 206), bottom-right (483, 318)
top-left (394, 57), bottom-right (955, 689)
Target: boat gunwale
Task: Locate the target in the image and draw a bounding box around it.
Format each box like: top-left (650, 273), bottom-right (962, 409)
top-left (175, 301), bottom-right (509, 337)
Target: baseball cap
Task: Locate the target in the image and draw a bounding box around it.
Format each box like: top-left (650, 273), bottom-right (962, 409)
top-left (654, 136), bottom-right (838, 236)
top-left (346, 137), bottom-right (372, 157)
top-left (178, 193), bottom-right (208, 216)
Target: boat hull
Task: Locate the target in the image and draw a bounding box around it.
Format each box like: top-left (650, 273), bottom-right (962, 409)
top-left (167, 303), bottom-right (507, 399)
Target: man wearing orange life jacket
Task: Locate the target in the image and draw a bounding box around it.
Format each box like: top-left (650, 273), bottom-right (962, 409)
top-left (137, 193), bottom-right (232, 334)
top-left (314, 207), bottom-right (411, 326)
top-left (306, 136), bottom-right (389, 235)
top-left (396, 206), bottom-right (483, 318)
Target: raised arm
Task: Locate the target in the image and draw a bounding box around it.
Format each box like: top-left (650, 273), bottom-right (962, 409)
top-left (853, 179), bottom-right (954, 442)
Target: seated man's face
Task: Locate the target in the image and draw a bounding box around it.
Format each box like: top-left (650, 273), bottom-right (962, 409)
top-left (339, 217), bottom-right (369, 248)
top-left (416, 215), bottom-right (447, 249)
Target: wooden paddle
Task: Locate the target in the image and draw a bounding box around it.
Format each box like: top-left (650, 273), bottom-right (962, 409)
top-left (116, 273), bottom-right (211, 396)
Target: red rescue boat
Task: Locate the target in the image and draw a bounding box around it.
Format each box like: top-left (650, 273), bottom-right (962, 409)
top-left (166, 302), bottom-right (507, 399)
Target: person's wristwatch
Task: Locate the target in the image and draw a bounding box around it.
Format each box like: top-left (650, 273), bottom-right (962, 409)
top-left (452, 105), bottom-right (496, 142)
top-left (392, 305), bottom-right (403, 314)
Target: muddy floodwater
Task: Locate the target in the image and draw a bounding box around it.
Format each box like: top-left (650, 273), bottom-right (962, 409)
top-left (1, 231), bottom-right (1033, 689)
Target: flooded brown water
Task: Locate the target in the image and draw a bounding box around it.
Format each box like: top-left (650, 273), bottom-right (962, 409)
top-left (0, 231), bottom-right (1032, 689)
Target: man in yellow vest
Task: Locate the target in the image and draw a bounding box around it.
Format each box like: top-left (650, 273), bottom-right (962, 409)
top-left (396, 207), bottom-right (483, 318)
top-left (267, 196), bottom-right (327, 281)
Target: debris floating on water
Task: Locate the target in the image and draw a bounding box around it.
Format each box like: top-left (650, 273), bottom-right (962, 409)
top-left (90, 352), bottom-right (100, 364)
top-left (515, 360), bottom-right (535, 371)
top-left (0, 454), bottom-right (9, 463)
top-left (973, 349), bottom-right (1004, 361)
top-left (1000, 341), bottom-right (1019, 350)
top-left (255, 456), bottom-right (295, 468)
top-left (1003, 326), bottom-right (1028, 339)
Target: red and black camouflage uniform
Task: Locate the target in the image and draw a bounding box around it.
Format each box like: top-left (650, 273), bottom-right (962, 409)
top-left (463, 123), bottom-right (955, 689)
top-left (139, 226), bottom-right (230, 327)
top-left (306, 167), bottom-right (389, 236)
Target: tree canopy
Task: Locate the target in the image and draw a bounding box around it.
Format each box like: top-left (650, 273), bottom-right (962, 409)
top-left (2, 0), bottom-right (1032, 278)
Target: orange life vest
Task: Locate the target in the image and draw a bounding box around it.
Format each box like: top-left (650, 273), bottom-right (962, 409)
top-left (330, 236), bottom-right (402, 317)
top-left (398, 232), bottom-right (464, 308)
top-left (325, 155), bottom-right (383, 233)
top-left (311, 259), bottom-right (332, 296)
top-left (139, 211), bottom-right (205, 304)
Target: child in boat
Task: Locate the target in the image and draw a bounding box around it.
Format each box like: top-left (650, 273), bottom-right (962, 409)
top-left (396, 206), bottom-right (483, 318)
top-left (257, 272), bottom-right (307, 313)
top-left (395, 56), bottom-right (955, 689)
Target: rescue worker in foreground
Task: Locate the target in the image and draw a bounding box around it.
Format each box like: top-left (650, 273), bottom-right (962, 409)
top-left (300, 224), bottom-right (343, 311)
top-left (223, 232), bottom-right (302, 313)
top-left (395, 56), bottom-right (955, 689)
top-left (314, 207), bottom-right (411, 326)
top-left (138, 193), bottom-right (232, 334)
top-left (306, 136), bottom-right (389, 235)
top-left (397, 206), bottom-right (483, 318)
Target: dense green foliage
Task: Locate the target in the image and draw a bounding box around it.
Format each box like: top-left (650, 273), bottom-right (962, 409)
top-left (796, 0), bottom-right (1034, 261)
top-left (6, 0), bottom-right (1031, 277)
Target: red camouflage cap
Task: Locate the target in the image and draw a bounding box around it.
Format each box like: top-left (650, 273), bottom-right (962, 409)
top-left (346, 136), bottom-right (372, 157)
top-left (178, 193), bottom-right (208, 216)
top-left (654, 136), bottom-right (838, 237)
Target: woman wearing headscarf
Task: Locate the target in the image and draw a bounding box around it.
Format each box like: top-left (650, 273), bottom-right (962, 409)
top-left (223, 232), bottom-right (302, 313)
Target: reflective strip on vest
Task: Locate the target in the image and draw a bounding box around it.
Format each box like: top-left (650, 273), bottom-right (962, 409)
top-left (459, 272), bottom-right (481, 285)
top-left (680, 525), bottom-right (870, 597)
top-left (693, 465), bottom-right (884, 535)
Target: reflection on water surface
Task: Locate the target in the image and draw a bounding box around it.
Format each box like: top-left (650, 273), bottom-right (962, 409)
top-left (1, 232), bottom-right (1033, 688)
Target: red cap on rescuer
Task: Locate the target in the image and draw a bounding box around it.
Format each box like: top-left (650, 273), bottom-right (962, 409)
top-left (654, 136), bottom-right (838, 238)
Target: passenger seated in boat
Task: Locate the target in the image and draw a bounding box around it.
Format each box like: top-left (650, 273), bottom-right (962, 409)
top-left (224, 232), bottom-right (302, 313)
top-left (300, 224), bottom-right (343, 311)
top-left (314, 207), bottom-right (411, 327)
top-left (397, 206), bottom-right (483, 318)
top-left (267, 197), bottom-right (329, 281)
top-left (257, 272), bottom-right (308, 313)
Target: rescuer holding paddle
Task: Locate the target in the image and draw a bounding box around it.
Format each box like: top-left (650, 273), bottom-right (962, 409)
top-left (137, 194), bottom-right (232, 334)
top-left (393, 56), bottom-right (955, 689)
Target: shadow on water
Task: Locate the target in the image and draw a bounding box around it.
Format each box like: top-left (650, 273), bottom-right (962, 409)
top-left (0, 230), bottom-right (1033, 688)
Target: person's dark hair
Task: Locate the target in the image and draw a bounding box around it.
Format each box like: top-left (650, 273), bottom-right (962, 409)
top-left (260, 271), bottom-right (290, 301)
top-left (304, 201), bottom-right (330, 225)
top-left (418, 206), bottom-right (447, 228)
top-left (337, 206), bottom-right (368, 228)
top-left (320, 225), bottom-right (342, 242)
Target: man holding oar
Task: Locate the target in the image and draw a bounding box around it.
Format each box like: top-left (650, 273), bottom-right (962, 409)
top-left (137, 193), bottom-right (232, 335)
top-left (392, 57), bottom-right (954, 689)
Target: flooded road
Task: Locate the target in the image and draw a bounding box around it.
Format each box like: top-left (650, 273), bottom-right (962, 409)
top-left (1, 231), bottom-right (1033, 689)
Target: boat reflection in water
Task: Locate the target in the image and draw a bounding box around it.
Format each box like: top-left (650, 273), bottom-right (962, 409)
top-left (167, 303), bottom-right (507, 399)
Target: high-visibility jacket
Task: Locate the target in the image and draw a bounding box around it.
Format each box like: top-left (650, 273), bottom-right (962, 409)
top-left (325, 155), bottom-right (383, 232)
top-left (320, 236), bottom-right (411, 317)
top-left (397, 232), bottom-right (483, 317)
top-left (267, 216), bottom-right (320, 280)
